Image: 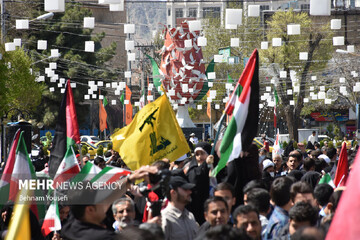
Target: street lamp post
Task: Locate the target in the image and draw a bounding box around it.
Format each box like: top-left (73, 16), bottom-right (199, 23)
top-left (0, 6), bottom-right (54, 44)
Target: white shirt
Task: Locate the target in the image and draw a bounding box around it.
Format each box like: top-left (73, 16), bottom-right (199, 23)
top-left (308, 134), bottom-right (316, 145)
top-left (189, 137), bottom-right (198, 145)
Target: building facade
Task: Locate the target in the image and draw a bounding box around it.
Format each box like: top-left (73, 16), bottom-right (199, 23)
top-left (166, 0), bottom-right (227, 28)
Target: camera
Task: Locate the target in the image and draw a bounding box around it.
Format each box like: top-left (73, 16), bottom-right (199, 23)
top-left (140, 169), bottom-right (171, 217)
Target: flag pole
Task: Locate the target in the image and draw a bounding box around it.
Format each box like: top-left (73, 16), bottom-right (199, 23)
top-left (210, 112), bottom-right (226, 156)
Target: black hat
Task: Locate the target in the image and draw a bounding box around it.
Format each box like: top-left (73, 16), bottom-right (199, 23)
top-left (169, 176), bottom-right (195, 190)
top-left (194, 142), bottom-right (212, 155)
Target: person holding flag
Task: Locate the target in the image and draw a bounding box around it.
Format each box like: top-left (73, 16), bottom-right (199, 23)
top-left (208, 49), bottom-right (260, 207)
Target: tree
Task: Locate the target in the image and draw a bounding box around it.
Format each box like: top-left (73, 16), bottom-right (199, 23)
top-left (190, 5), bottom-right (262, 122)
top-left (261, 10), bottom-right (333, 141)
top-left (0, 47), bottom-right (45, 119)
top-left (7, 1), bottom-right (120, 128)
top-left (327, 51), bottom-right (360, 112)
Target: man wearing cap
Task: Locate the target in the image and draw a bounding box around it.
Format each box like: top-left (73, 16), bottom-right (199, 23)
top-left (161, 176), bottom-right (198, 240)
top-left (189, 133), bottom-right (199, 145)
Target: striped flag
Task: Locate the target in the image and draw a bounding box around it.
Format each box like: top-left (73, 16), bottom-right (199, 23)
top-left (212, 49), bottom-right (259, 176)
top-left (49, 80), bottom-right (80, 178)
top-left (90, 166), bottom-right (131, 185)
top-left (0, 130), bottom-right (21, 207)
top-left (53, 147), bottom-right (80, 188)
top-left (41, 197), bottom-right (61, 237)
top-left (71, 161), bottom-right (102, 182)
top-left (9, 132), bottom-right (45, 219)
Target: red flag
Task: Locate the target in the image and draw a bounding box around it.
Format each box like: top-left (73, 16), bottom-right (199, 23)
top-left (99, 99), bottom-right (107, 131)
top-left (334, 142), bottom-right (348, 187)
top-left (125, 85), bottom-right (133, 125)
top-left (326, 149), bottom-right (360, 240)
top-left (49, 80), bottom-right (80, 178)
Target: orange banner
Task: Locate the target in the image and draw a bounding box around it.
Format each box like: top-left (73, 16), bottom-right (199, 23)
top-left (125, 85), bottom-right (133, 125)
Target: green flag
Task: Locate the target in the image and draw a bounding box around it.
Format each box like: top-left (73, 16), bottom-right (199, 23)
top-left (120, 92), bottom-right (124, 105)
top-left (103, 97), bottom-right (108, 107)
top-left (274, 89), bottom-right (279, 105)
top-left (227, 74), bottom-right (234, 83)
top-left (318, 173), bottom-right (335, 188)
top-left (145, 54), bottom-right (162, 95)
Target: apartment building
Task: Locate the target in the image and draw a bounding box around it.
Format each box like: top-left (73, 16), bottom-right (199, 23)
top-left (166, 0), bottom-right (227, 28)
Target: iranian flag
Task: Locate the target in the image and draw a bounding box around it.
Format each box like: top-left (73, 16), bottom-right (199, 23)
top-left (9, 131), bottom-right (45, 219)
top-left (212, 49), bottom-right (259, 176)
top-left (53, 147), bottom-right (80, 188)
top-left (41, 198), bottom-right (61, 237)
top-left (71, 161), bottom-right (102, 183)
top-left (49, 80), bottom-right (80, 178)
top-left (90, 166), bottom-right (131, 185)
top-left (0, 130), bottom-right (21, 207)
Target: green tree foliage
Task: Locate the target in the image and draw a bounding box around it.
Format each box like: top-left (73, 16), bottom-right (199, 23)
top-left (261, 10), bottom-right (333, 140)
top-left (0, 47), bottom-right (45, 119)
top-left (8, 1), bottom-right (119, 127)
top-left (190, 4), bottom-right (262, 122)
top-left (97, 145), bottom-right (104, 156)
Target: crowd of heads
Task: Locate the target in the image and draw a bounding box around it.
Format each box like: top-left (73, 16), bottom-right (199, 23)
top-left (0, 134), bottom-right (353, 240)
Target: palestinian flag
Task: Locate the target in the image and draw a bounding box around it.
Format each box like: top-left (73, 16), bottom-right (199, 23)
top-left (49, 80), bottom-right (80, 178)
top-left (41, 198), bottom-right (61, 237)
top-left (99, 97), bottom-right (108, 132)
top-left (53, 147), bottom-right (80, 188)
top-left (334, 142), bottom-right (349, 187)
top-left (0, 130), bottom-right (21, 207)
top-left (318, 173), bottom-right (335, 188)
top-left (10, 132), bottom-right (45, 219)
top-left (71, 161), bottom-right (102, 182)
top-left (212, 49), bottom-right (259, 176)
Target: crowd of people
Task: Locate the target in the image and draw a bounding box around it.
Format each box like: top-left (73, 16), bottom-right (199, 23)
top-left (0, 134), bottom-right (356, 240)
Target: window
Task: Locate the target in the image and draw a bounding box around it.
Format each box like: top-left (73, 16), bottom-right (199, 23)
top-left (175, 8), bottom-right (183, 18)
top-left (202, 7), bottom-right (221, 18)
top-left (300, 4), bottom-right (310, 11)
top-left (188, 8), bottom-right (197, 17)
top-left (260, 5), bottom-right (270, 11)
top-left (168, 9), bottom-right (171, 16)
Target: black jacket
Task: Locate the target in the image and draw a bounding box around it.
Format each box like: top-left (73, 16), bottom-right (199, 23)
top-left (186, 158), bottom-right (210, 225)
top-left (61, 218), bottom-right (116, 240)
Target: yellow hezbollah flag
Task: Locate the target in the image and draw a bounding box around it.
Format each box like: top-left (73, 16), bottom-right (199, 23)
top-left (5, 188), bottom-right (31, 240)
top-left (111, 94), bottom-right (190, 170)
